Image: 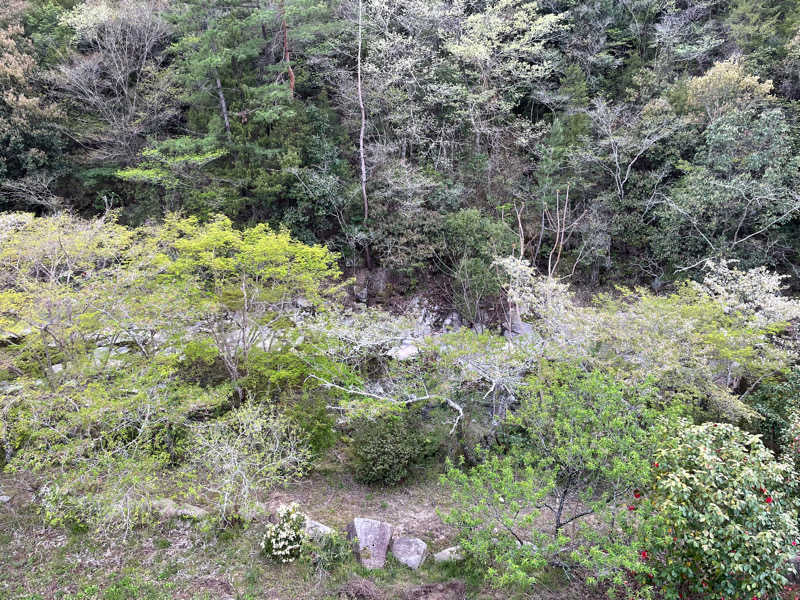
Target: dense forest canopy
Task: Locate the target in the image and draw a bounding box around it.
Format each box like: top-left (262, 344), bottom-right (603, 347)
top-left (5, 1), bottom-right (800, 599)
top-left (3, 0), bottom-right (800, 289)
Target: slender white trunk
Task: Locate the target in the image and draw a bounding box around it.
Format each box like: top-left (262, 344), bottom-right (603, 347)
top-left (357, 0), bottom-right (368, 222)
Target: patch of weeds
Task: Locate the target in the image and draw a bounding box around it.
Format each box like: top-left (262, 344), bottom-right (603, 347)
top-left (156, 562), bottom-right (179, 581)
top-left (154, 537), bottom-right (171, 550)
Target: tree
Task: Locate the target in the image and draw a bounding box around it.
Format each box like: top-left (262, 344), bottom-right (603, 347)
top-left (0, 0), bottom-right (64, 210)
top-left (442, 365), bottom-right (673, 589)
top-left (52, 0), bottom-right (175, 164)
top-left (157, 214), bottom-right (341, 404)
top-left (656, 107), bottom-right (800, 272)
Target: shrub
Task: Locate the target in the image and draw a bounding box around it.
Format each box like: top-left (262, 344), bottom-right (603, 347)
top-left (307, 530), bottom-right (352, 573)
top-left (178, 338), bottom-right (228, 387)
top-left (285, 393), bottom-right (337, 457)
top-left (636, 421), bottom-right (799, 600)
top-left (38, 483), bottom-right (98, 533)
top-left (189, 406), bottom-right (312, 524)
top-left (260, 503), bottom-right (306, 563)
top-left (351, 410), bottom-right (425, 485)
top-left (442, 365), bottom-right (673, 589)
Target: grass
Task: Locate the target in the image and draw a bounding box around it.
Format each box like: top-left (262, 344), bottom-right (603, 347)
top-left (0, 467), bottom-right (593, 600)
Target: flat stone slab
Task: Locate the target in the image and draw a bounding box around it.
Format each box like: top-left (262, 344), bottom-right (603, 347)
top-left (390, 536), bottom-right (427, 569)
top-left (348, 517), bottom-right (393, 569)
top-left (433, 545), bottom-right (463, 563)
top-left (305, 517), bottom-right (334, 539)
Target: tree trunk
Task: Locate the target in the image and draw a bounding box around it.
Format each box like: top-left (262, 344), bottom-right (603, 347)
top-left (282, 14), bottom-right (295, 96)
top-left (356, 0), bottom-right (372, 268)
top-left (207, 32), bottom-right (232, 140)
top-left (214, 73), bottom-right (232, 139)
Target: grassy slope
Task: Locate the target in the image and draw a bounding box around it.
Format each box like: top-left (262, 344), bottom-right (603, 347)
top-left (0, 458), bottom-right (603, 600)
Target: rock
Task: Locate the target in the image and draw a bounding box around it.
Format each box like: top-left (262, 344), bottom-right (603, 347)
top-left (390, 536), bottom-right (427, 570)
top-left (306, 517), bottom-right (334, 540)
top-left (0, 495), bottom-right (10, 503)
top-left (339, 577), bottom-right (384, 600)
top-left (388, 344), bottom-right (419, 361)
top-left (787, 554), bottom-right (800, 583)
top-left (348, 518), bottom-right (393, 569)
top-left (355, 286), bottom-right (369, 303)
top-left (402, 580), bottom-right (466, 600)
top-left (152, 498), bottom-right (210, 521)
top-left (433, 545), bottom-right (463, 563)
top-left (441, 311), bottom-right (462, 330)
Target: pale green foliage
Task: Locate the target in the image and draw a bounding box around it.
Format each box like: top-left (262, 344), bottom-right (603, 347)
top-left (59, 0), bottom-right (114, 41)
top-left (0, 212), bottom-right (337, 534)
top-left (637, 422), bottom-right (799, 600)
top-left (190, 405), bottom-right (311, 524)
top-left (686, 58), bottom-right (773, 121)
top-left (442, 451), bottom-right (549, 588)
top-left (693, 259), bottom-right (800, 326)
top-left (495, 255), bottom-right (795, 421)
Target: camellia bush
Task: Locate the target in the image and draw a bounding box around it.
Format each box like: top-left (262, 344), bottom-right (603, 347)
top-left (635, 422), bottom-right (799, 600)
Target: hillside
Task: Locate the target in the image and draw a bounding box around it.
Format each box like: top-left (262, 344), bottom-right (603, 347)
top-left (3, 1), bottom-right (800, 599)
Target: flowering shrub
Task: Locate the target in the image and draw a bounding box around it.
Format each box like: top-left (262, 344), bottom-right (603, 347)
top-left (260, 503), bottom-right (306, 563)
top-left (636, 422), bottom-right (799, 600)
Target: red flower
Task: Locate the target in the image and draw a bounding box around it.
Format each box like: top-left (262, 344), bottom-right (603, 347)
top-left (766, 496), bottom-right (773, 504)
top-left (627, 505), bottom-right (636, 511)
top-left (640, 550), bottom-right (648, 560)
top-left (653, 462), bottom-right (659, 468)
top-left (633, 489), bottom-right (642, 499)
top-left (793, 540), bottom-right (798, 546)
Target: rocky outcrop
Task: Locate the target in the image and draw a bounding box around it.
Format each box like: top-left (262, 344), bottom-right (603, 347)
top-left (390, 536), bottom-right (427, 569)
top-left (348, 518), bottom-right (393, 569)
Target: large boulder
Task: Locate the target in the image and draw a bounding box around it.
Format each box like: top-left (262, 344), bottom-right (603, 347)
top-left (348, 518), bottom-right (393, 569)
top-left (390, 536), bottom-right (427, 570)
top-left (403, 581), bottom-right (466, 600)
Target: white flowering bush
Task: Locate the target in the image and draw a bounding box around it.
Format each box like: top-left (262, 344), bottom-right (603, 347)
top-left (260, 503), bottom-right (306, 563)
top-left (693, 259), bottom-right (800, 326)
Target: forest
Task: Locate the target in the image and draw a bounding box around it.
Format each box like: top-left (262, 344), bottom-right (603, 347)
top-left (3, 0), bottom-right (800, 599)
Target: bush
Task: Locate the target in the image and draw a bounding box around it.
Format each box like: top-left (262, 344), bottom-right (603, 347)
top-left (189, 406), bottom-right (311, 524)
top-left (260, 503), bottom-right (306, 563)
top-left (178, 338), bottom-right (227, 387)
top-left (442, 365), bottom-right (672, 589)
top-left (351, 411), bottom-right (425, 486)
top-left (285, 393), bottom-right (337, 456)
top-left (636, 421), bottom-right (799, 600)
top-left (307, 530), bottom-right (352, 573)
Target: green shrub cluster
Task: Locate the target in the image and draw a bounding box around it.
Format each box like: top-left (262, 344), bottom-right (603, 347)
top-left (351, 411), bottom-right (426, 486)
